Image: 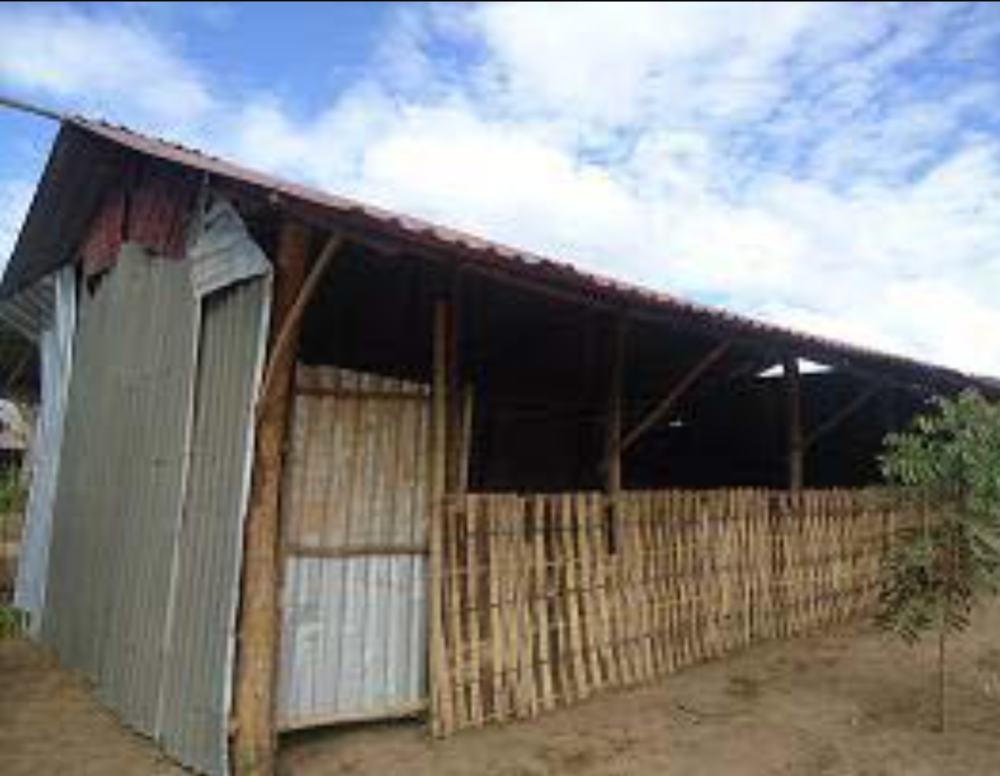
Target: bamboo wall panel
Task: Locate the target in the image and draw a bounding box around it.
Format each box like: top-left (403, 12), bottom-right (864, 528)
top-left (283, 367), bottom-right (429, 550)
top-left (433, 488), bottom-right (917, 734)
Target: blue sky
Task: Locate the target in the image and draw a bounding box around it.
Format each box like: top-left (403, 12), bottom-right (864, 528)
top-left (2, 2), bottom-right (1000, 373)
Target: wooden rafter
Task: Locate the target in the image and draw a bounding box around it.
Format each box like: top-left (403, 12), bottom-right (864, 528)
top-left (255, 233), bottom-right (344, 417)
top-left (616, 340), bottom-right (732, 457)
top-left (430, 300), bottom-right (454, 735)
top-left (803, 383), bottom-right (883, 450)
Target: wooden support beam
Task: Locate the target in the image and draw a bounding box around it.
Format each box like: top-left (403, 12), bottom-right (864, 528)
top-left (429, 300), bottom-right (454, 735)
top-left (285, 543), bottom-right (429, 559)
top-left (457, 387), bottom-right (475, 493)
top-left (251, 219), bottom-right (976, 401)
top-left (445, 275), bottom-right (467, 495)
top-left (604, 318), bottom-right (627, 493)
top-left (784, 356), bottom-right (804, 492)
top-left (232, 221), bottom-right (312, 776)
top-left (803, 383), bottom-right (883, 450)
top-left (617, 341), bottom-right (731, 457)
top-left (256, 234), bottom-right (344, 418)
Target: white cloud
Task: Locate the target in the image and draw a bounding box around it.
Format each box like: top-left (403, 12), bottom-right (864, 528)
top-left (0, 4), bottom-right (213, 128)
top-left (3, 2), bottom-right (1000, 378)
top-left (760, 279), bottom-right (1000, 376)
top-left (466, 2), bottom-right (822, 129)
top-left (0, 179), bottom-right (33, 275)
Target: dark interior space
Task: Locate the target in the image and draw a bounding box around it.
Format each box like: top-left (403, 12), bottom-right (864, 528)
top-left (291, 239), bottom-right (932, 493)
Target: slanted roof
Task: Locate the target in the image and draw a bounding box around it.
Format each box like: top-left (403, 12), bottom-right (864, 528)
top-left (1, 116), bottom-right (995, 396)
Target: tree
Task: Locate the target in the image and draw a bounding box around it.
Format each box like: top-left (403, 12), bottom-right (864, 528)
top-left (878, 390), bottom-right (1000, 731)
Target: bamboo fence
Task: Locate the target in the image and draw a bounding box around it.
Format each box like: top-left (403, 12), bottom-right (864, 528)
top-left (431, 488), bottom-right (919, 735)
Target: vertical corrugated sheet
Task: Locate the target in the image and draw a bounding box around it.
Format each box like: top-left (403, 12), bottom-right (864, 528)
top-left (14, 267), bottom-right (76, 632)
top-left (42, 245), bottom-right (198, 734)
top-left (187, 199), bottom-right (270, 297)
top-left (278, 367), bottom-right (431, 730)
top-left (157, 278), bottom-right (270, 775)
top-left (40, 202), bottom-right (271, 776)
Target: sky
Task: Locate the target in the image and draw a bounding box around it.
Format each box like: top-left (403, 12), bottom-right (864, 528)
top-left (2, 2), bottom-right (1000, 374)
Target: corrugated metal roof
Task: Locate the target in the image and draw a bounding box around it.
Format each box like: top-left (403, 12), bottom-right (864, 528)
top-left (0, 275), bottom-right (50, 399)
top-left (1, 125), bottom-right (126, 294)
top-left (2, 116), bottom-right (995, 393)
top-left (0, 325), bottom-right (38, 400)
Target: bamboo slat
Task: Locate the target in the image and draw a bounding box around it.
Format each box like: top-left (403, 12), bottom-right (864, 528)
top-left (434, 488), bottom-right (919, 733)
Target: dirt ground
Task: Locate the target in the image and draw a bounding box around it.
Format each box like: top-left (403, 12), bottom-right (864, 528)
top-left (2, 609), bottom-right (999, 776)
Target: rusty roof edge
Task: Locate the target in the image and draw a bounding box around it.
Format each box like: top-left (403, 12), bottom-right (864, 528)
top-left (6, 115), bottom-right (995, 393)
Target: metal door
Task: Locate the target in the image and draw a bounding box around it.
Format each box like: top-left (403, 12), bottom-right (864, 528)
top-left (278, 366), bottom-right (430, 730)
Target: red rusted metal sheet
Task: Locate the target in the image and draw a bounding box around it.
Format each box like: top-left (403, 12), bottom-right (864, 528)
top-left (80, 189), bottom-right (126, 276)
top-left (80, 170), bottom-right (192, 276)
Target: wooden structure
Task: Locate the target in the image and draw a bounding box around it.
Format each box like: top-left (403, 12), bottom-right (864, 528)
top-left (3, 116), bottom-right (997, 776)
top-left (232, 222), bottom-right (311, 776)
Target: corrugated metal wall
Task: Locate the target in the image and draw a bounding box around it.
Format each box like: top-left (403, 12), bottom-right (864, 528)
top-left (15, 267), bottom-right (76, 631)
top-left (278, 366), bottom-right (431, 730)
top-left (157, 278), bottom-right (270, 774)
top-left (40, 210), bottom-right (271, 776)
top-left (42, 246), bottom-right (199, 732)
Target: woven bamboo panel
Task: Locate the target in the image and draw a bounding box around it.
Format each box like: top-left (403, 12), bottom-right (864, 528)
top-left (432, 488), bottom-right (918, 735)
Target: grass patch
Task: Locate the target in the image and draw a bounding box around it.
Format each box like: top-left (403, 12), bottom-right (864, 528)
top-left (0, 605), bottom-right (26, 639)
top-left (0, 469), bottom-right (27, 516)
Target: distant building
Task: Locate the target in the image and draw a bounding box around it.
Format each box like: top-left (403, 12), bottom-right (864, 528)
top-left (0, 400), bottom-right (29, 472)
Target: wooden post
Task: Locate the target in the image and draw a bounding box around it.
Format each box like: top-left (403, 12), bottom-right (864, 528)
top-left (232, 221), bottom-right (311, 776)
top-left (445, 276), bottom-right (466, 495)
top-left (429, 300), bottom-right (454, 735)
top-left (602, 318), bottom-right (626, 557)
top-left (604, 318), bottom-right (626, 494)
top-left (784, 356), bottom-right (804, 492)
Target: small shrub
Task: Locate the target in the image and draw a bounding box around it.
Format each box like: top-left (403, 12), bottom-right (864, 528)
top-left (0, 468), bottom-right (27, 515)
top-left (879, 390), bottom-right (1000, 731)
top-left (0, 606), bottom-right (26, 639)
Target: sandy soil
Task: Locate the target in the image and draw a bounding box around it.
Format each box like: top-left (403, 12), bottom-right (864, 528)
top-left (2, 608), bottom-right (999, 776)
top-left (0, 638), bottom-right (181, 776)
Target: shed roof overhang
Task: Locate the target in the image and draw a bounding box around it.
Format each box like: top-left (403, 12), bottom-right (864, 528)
top-left (1, 117), bottom-right (994, 398)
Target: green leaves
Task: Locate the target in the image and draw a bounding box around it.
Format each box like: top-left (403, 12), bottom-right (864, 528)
top-left (0, 469), bottom-right (27, 514)
top-left (877, 523), bottom-right (975, 644)
top-left (0, 606), bottom-right (26, 639)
